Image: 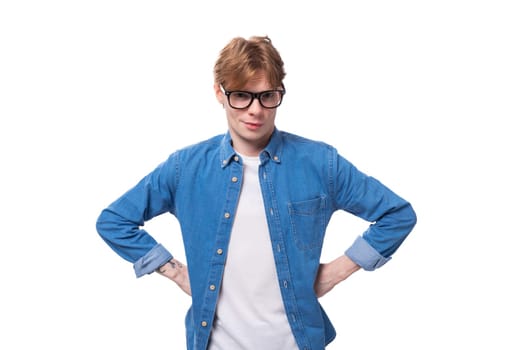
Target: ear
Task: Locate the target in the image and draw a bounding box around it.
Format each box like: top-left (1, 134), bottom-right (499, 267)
top-left (214, 83), bottom-right (224, 105)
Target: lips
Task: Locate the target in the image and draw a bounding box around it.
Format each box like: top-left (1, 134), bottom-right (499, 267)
top-left (244, 121), bottom-right (262, 130)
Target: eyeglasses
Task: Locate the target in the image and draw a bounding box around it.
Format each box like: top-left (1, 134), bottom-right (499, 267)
top-left (220, 84), bottom-right (286, 109)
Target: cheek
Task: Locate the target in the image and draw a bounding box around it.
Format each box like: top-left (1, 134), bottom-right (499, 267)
top-left (225, 109), bottom-right (240, 122)
top-left (266, 110), bottom-right (277, 122)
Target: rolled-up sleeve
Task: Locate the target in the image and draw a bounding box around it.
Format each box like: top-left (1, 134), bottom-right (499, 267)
top-left (345, 235), bottom-right (391, 271)
top-left (133, 244), bottom-right (173, 277)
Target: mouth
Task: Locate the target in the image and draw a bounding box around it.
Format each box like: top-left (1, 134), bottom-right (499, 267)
top-left (243, 121), bottom-right (262, 130)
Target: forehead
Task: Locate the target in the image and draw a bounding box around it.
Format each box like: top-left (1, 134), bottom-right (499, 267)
top-left (238, 72), bottom-right (272, 91)
top-left (225, 70), bottom-right (273, 91)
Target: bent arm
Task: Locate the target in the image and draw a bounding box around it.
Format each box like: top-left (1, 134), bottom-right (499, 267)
top-left (96, 155), bottom-right (179, 277)
top-left (333, 154), bottom-right (417, 270)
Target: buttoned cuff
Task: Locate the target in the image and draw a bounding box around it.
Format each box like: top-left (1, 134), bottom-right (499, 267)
top-left (133, 244), bottom-right (173, 278)
top-left (345, 236), bottom-right (391, 271)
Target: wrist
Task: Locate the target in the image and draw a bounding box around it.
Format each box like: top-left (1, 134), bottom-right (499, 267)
top-left (157, 259), bottom-right (183, 276)
top-left (336, 255), bottom-right (360, 282)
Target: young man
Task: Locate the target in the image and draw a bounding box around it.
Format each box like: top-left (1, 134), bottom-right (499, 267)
top-left (96, 35), bottom-right (417, 350)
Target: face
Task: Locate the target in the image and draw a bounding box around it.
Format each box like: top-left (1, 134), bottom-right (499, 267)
top-left (215, 73), bottom-right (279, 157)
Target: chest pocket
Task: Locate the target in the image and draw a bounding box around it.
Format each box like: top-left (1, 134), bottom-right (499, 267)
top-left (288, 196), bottom-right (327, 250)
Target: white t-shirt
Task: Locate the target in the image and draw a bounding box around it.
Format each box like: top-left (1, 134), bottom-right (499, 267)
top-left (207, 155), bottom-right (298, 350)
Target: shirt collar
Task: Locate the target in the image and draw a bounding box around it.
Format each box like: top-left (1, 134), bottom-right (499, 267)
top-left (220, 128), bottom-right (283, 168)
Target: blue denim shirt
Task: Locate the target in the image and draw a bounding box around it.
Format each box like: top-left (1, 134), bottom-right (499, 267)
top-left (96, 128), bottom-right (417, 350)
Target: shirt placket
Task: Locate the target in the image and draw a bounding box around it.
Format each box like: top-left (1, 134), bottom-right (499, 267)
top-left (195, 155), bottom-right (243, 349)
top-left (259, 157), bottom-right (312, 350)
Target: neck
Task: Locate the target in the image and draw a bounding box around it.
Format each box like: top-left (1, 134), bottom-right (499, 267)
top-left (232, 143), bottom-right (264, 157)
top-left (229, 131), bottom-right (273, 157)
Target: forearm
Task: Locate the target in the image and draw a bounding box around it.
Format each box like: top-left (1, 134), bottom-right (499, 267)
top-left (96, 206), bottom-right (158, 264)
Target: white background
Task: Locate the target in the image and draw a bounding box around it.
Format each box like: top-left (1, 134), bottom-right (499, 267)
top-left (1, 1), bottom-right (524, 349)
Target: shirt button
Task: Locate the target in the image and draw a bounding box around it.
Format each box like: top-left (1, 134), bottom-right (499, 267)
top-left (234, 155), bottom-right (239, 162)
top-left (224, 212), bottom-right (230, 219)
top-left (273, 155), bottom-right (279, 161)
top-left (231, 176), bottom-right (238, 183)
top-left (201, 321), bottom-right (208, 327)
top-left (222, 160), bottom-right (227, 165)
top-left (216, 248), bottom-right (223, 255)
top-left (209, 284), bottom-right (216, 291)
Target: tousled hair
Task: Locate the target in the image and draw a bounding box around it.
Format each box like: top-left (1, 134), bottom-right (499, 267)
top-left (214, 36), bottom-right (286, 90)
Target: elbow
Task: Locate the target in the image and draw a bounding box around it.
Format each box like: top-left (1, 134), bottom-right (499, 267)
top-left (405, 203), bottom-right (417, 233)
top-left (95, 209), bottom-right (112, 240)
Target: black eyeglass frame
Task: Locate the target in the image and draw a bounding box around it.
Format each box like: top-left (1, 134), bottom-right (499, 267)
top-left (220, 84), bottom-right (286, 109)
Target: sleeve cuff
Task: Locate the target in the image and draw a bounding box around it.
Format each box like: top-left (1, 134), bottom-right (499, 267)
top-left (345, 236), bottom-right (391, 271)
top-left (133, 244), bottom-right (173, 278)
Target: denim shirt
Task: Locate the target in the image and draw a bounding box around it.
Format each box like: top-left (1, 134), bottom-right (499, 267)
top-left (96, 128), bottom-right (417, 350)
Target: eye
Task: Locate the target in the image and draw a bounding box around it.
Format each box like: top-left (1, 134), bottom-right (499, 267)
top-left (230, 91), bottom-right (251, 101)
top-left (261, 91), bottom-right (279, 102)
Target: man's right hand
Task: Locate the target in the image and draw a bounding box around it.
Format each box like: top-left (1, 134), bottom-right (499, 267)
top-left (157, 259), bottom-right (192, 296)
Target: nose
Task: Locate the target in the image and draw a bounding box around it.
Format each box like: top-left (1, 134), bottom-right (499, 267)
top-left (247, 97), bottom-right (264, 114)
